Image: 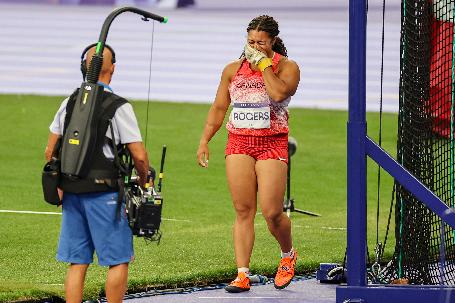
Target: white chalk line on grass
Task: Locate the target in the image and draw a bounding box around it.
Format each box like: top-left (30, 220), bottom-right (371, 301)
top-left (292, 224), bottom-right (346, 231)
top-left (320, 226), bottom-right (346, 231)
top-left (0, 209), bottom-right (191, 222)
top-left (1, 210), bottom-right (344, 228)
top-left (0, 209), bottom-right (61, 215)
top-left (163, 218), bottom-right (192, 222)
top-left (254, 222), bottom-right (346, 231)
top-left (255, 212), bottom-right (345, 231)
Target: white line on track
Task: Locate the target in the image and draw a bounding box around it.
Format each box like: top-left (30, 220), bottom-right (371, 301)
top-left (0, 209), bottom-right (191, 222)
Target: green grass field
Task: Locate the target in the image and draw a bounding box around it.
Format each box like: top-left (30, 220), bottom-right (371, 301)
top-left (0, 94), bottom-right (399, 302)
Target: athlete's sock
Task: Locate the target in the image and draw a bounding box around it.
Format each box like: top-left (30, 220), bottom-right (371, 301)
top-left (281, 248), bottom-right (295, 259)
top-left (238, 267), bottom-right (250, 276)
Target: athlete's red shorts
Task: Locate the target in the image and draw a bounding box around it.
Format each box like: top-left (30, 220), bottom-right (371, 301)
top-left (225, 132), bottom-right (289, 164)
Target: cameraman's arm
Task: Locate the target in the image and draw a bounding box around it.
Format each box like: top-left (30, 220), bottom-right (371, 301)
top-left (127, 142), bottom-right (149, 188)
top-left (46, 97), bottom-right (69, 161)
top-left (45, 132), bottom-right (61, 161)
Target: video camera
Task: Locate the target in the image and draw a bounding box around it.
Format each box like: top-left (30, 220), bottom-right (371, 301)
top-left (125, 145), bottom-right (166, 243)
top-left (125, 175), bottom-right (163, 242)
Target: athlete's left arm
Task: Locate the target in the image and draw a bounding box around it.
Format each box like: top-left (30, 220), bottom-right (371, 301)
top-left (262, 59), bottom-right (300, 102)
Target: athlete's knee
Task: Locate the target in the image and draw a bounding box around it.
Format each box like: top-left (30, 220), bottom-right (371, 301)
top-left (234, 203), bottom-right (256, 221)
top-left (262, 208), bottom-right (284, 226)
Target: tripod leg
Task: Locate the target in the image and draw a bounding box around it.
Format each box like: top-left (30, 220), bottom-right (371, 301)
top-left (283, 146), bottom-right (321, 217)
top-left (293, 208), bottom-right (321, 217)
top-left (283, 154), bottom-right (292, 216)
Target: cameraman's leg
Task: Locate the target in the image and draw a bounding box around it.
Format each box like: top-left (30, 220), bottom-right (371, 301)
top-left (84, 192), bottom-right (133, 301)
top-left (65, 264), bottom-right (89, 303)
top-left (85, 192), bottom-right (134, 267)
top-left (57, 193), bottom-right (94, 302)
top-left (106, 263), bottom-right (129, 303)
top-left (226, 154), bottom-right (258, 268)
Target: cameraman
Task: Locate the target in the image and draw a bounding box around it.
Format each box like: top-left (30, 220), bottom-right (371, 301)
top-left (44, 45), bottom-right (149, 303)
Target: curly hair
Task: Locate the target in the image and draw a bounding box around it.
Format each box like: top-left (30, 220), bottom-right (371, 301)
top-left (246, 15), bottom-right (287, 57)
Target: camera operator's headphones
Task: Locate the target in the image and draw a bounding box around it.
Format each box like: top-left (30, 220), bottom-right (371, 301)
top-left (80, 43), bottom-right (116, 80)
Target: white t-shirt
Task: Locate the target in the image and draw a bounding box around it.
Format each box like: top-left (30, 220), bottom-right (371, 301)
top-left (49, 89), bottom-right (142, 159)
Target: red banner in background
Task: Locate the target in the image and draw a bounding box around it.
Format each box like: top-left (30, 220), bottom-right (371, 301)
top-left (429, 16), bottom-right (453, 138)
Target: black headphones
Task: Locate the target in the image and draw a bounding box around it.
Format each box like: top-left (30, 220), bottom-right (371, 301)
top-left (80, 43), bottom-right (116, 80)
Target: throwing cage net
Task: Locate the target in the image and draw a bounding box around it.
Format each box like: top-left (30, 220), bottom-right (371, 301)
top-left (383, 0), bottom-right (455, 285)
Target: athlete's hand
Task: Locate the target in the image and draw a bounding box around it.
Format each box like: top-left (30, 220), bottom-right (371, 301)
top-left (197, 142), bottom-right (209, 168)
top-left (244, 43), bottom-right (266, 65)
top-left (244, 44), bottom-right (273, 72)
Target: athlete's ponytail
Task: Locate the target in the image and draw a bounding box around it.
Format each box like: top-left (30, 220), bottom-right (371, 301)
top-left (272, 36), bottom-right (287, 57)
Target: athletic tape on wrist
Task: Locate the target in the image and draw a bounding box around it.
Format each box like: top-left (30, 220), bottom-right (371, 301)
top-left (258, 58), bottom-right (273, 72)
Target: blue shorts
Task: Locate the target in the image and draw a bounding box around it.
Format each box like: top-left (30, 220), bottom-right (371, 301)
top-left (57, 192), bottom-right (134, 266)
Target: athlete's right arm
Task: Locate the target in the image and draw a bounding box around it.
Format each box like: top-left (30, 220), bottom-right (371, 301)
top-left (197, 61), bottom-right (239, 168)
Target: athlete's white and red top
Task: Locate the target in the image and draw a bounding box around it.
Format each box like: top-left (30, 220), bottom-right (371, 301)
top-left (226, 52), bottom-right (291, 136)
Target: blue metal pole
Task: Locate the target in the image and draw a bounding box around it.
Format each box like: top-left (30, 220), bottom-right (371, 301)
top-left (347, 0), bottom-right (367, 287)
top-left (366, 137), bottom-right (455, 229)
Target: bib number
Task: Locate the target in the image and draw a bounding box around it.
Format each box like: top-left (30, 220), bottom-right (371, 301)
top-left (231, 103), bottom-right (270, 129)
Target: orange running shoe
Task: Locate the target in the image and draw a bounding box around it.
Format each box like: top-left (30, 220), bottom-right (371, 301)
top-left (225, 272), bottom-right (250, 293)
top-left (274, 250), bottom-right (297, 289)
